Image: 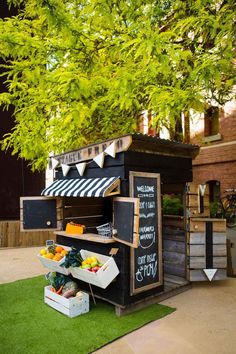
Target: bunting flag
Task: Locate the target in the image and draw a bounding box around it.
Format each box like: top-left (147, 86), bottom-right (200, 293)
top-left (76, 162), bottom-right (86, 176)
top-left (50, 140), bottom-right (118, 176)
top-left (51, 157), bottom-right (60, 170)
top-left (104, 141), bottom-right (116, 158)
top-left (61, 163), bottom-right (71, 177)
top-left (93, 152), bottom-right (105, 168)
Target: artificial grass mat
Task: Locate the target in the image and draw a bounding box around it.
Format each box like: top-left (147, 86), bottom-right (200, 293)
top-left (0, 276), bottom-right (175, 354)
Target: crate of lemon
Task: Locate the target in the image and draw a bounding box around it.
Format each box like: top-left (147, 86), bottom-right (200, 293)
top-left (70, 250), bottom-right (120, 289)
top-left (38, 244), bottom-right (71, 275)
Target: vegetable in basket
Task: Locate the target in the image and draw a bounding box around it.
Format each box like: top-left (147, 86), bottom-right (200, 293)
top-left (60, 246), bottom-right (84, 268)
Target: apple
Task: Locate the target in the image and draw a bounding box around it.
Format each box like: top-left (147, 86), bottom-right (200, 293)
top-left (92, 266), bottom-right (100, 272)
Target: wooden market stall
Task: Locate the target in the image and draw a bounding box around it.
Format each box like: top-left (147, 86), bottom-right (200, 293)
top-left (20, 134), bottom-right (228, 314)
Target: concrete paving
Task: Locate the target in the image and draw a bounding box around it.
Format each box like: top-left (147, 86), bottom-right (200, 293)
top-left (0, 246), bottom-right (236, 354)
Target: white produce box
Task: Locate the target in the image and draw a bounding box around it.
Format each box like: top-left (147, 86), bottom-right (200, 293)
top-left (44, 286), bottom-right (89, 318)
top-left (38, 244), bottom-right (71, 275)
top-left (70, 249), bottom-right (119, 289)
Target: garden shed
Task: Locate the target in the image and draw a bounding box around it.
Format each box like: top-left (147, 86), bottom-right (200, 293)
top-left (20, 133), bottom-right (227, 314)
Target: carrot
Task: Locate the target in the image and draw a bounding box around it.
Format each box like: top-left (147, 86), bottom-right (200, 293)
top-left (56, 285), bottom-right (63, 295)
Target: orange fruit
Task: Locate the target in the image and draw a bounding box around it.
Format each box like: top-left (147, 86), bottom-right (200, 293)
top-left (55, 246), bottom-right (64, 253)
top-left (53, 253), bottom-right (63, 261)
top-left (46, 252), bottom-right (54, 259)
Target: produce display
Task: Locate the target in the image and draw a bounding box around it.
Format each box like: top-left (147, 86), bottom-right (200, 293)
top-left (60, 247), bottom-right (104, 273)
top-left (47, 273), bottom-right (81, 298)
top-left (40, 245), bottom-right (68, 262)
top-left (80, 256), bottom-right (104, 273)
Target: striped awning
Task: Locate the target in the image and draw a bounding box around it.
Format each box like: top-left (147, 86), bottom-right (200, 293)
top-left (41, 177), bottom-right (120, 198)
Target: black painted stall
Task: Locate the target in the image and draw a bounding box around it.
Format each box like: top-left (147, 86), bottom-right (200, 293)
top-left (21, 134), bottom-right (199, 312)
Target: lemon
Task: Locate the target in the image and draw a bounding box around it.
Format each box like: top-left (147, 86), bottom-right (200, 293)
top-left (40, 248), bottom-right (47, 256)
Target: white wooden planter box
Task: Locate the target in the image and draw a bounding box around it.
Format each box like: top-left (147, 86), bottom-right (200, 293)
top-left (38, 244), bottom-right (71, 275)
top-left (70, 249), bottom-right (119, 289)
top-left (44, 286), bottom-right (89, 318)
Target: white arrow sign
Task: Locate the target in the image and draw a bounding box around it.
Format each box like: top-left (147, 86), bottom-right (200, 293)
top-left (199, 184), bottom-right (207, 196)
top-left (203, 268), bottom-right (218, 281)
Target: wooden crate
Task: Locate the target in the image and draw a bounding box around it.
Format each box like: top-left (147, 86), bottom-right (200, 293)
top-left (70, 249), bottom-right (120, 289)
top-left (187, 218), bottom-right (227, 281)
top-left (38, 244), bottom-right (71, 275)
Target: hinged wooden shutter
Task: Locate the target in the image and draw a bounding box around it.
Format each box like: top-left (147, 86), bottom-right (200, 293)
top-left (20, 196), bottom-right (62, 231)
top-left (112, 197), bottom-right (139, 248)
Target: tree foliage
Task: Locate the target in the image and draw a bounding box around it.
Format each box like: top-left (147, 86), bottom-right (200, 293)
top-left (0, 0), bottom-right (235, 170)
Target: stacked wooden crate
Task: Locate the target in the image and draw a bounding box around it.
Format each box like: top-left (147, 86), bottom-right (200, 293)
top-left (186, 184), bottom-right (227, 281)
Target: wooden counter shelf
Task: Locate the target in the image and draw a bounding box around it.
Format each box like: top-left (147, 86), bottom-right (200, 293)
top-left (54, 231), bottom-right (116, 244)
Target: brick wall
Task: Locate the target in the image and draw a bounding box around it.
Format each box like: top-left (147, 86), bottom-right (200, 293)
top-left (190, 99), bottom-right (236, 192)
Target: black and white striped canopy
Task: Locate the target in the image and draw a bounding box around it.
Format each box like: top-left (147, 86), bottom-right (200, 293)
top-left (41, 177), bottom-right (120, 198)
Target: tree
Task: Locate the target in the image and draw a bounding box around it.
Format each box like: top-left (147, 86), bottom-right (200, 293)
top-left (0, 0), bottom-right (235, 170)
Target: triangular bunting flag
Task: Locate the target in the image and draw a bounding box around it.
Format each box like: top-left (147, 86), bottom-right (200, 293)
top-left (203, 268), bottom-right (218, 281)
top-left (61, 164), bottom-right (71, 177)
top-left (93, 152), bottom-right (105, 168)
top-left (104, 141), bottom-right (116, 158)
top-left (51, 157), bottom-right (59, 170)
top-left (76, 162), bottom-right (86, 176)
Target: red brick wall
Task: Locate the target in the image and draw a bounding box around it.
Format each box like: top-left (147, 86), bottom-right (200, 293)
top-left (191, 100), bottom-right (236, 193)
top-left (193, 160), bottom-right (236, 192)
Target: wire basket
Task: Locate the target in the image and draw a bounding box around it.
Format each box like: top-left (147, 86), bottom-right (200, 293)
top-left (96, 222), bottom-right (113, 238)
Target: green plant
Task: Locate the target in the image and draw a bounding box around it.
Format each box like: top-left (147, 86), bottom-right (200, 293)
top-left (163, 196), bottom-right (183, 216)
top-left (0, 1), bottom-right (235, 170)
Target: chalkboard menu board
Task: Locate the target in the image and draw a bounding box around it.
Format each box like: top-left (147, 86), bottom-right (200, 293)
top-left (129, 172), bottom-right (162, 295)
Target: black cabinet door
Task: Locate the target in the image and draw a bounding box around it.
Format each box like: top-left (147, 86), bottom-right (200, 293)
top-left (113, 197), bottom-right (139, 248)
top-left (20, 197), bottom-right (62, 231)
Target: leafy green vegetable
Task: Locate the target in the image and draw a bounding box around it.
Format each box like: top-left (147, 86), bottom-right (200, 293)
top-left (47, 273), bottom-right (71, 291)
top-left (60, 247), bottom-right (83, 268)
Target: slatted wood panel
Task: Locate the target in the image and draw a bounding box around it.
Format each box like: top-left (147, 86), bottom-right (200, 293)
top-left (63, 197), bottom-right (112, 233)
top-left (189, 219), bottom-right (226, 232)
top-left (163, 215), bottom-right (185, 229)
top-left (0, 220), bottom-right (55, 247)
top-left (189, 269), bottom-right (227, 281)
top-left (163, 227), bottom-right (186, 278)
top-left (187, 218), bottom-right (227, 281)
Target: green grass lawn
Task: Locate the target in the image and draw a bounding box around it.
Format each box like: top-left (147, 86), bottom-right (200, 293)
top-left (0, 276), bottom-right (175, 354)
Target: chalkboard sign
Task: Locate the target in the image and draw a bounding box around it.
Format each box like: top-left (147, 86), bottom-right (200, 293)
top-left (113, 197), bottom-right (139, 248)
top-left (129, 172), bottom-right (162, 295)
top-left (20, 197), bottom-right (62, 231)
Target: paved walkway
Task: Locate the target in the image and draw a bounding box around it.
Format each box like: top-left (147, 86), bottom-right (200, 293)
top-left (1, 247), bottom-right (236, 354)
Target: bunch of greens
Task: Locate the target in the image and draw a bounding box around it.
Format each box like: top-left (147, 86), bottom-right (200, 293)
top-left (47, 273), bottom-right (71, 292)
top-left (60, 247), bottom-right (84, 268)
